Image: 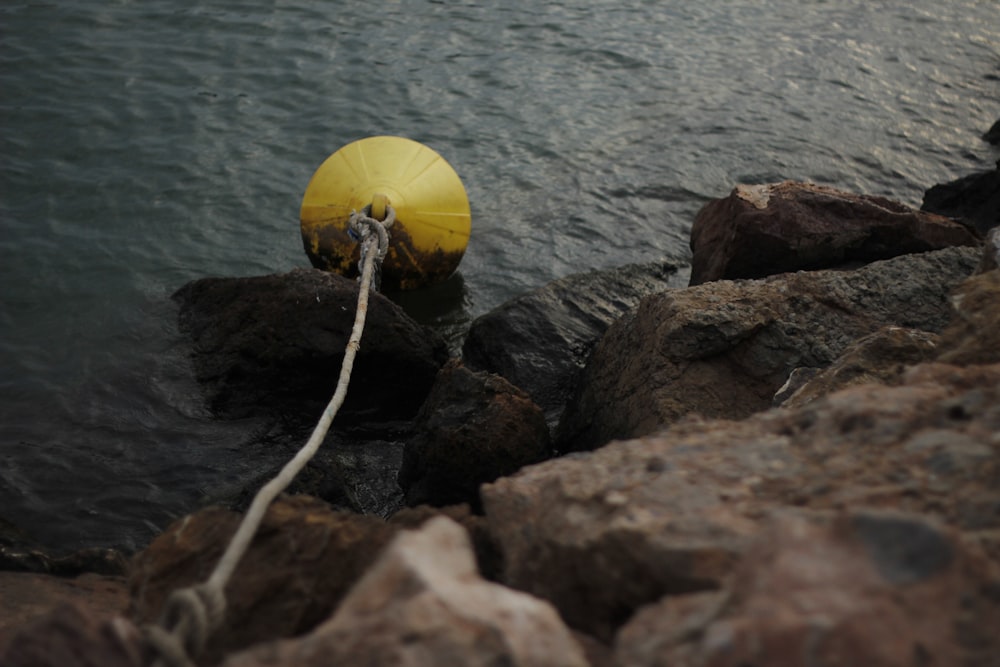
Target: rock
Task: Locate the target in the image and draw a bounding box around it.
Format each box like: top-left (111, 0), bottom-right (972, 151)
top-left (223, 436), bottom-right (407, 520)
top-left (777, 326), bottom-right (940, 409)
top-left (462, 261), bottom-right (689, 430)
top-left (986, 118), bottom-right (1000, 145)
top-left (937, 269), bottom-right (1000, 366)
top-left (770, 366), bottom-right (820, 406)
top-left (980, 227), bottom-right (1000, 272)
top-left (221, 516), bottom-right (589, 667)
top-left (614, 511), bottom-right (1000, 667)
top-left (558, 246), bottom-right (980, 452)
top-left (172, 268), bottom-right (448, 424)
top-left (388, 504), bottom-right (504, 583)
top-left (483, 362), bottom-right (1000, 640)
top-left (922, 160), bottom-right (1000, 236)
top-left (398, 360), bottom-right (551, 509)
top-left (0, 572), bottom-right (130, 656)
top-left (689, 181), bottom-right (980, 285)
top-left (128, 495), bottom-right (395, 666)
top-left (0, 603), bottom-right (145, 667)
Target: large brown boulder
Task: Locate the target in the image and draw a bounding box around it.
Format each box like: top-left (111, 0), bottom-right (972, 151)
top-left (558, 246), bottom-right (980, 452)
top-left (463, 261), bottom-right (689, 429)
top-left (172, 268), bottom-right (448, 424)
top-left (689, 181), bottom-right (981, 285)
top-left (0, 603), bottom-right (145, 667)
top-left (483, 362), bottom-right (1000, 641)
top-left (128, 495), bottom-right (395, 666)
top-left (398, 359), bottom-right (551, 509)
top-left (0, 572), bottom-right (130, 657)
top-left (614, 511), bottom-right (1000, 667)
top-left (222, 517), bottom-right (589, 667)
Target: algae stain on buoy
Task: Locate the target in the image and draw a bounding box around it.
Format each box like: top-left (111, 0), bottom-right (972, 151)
top-left (300, 136), bottom-right (471, 290)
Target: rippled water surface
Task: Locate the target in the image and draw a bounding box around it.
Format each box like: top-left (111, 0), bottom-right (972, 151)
top-left (2, 0), bottom-right (998, 551)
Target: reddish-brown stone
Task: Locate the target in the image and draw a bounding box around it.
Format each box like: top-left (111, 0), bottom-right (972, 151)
top-left (614, 511), bottom-right (1000, 667)
top-left (485, 362), bottom-right (1000, 641)
top-left (128, 495), bottom-right (394, 666)
top-left (690, 181), bottom-right (981, 285)
top-left (558, 247), bottom-right (979, 452)
top-left (221, 517), bottom-right (589, 667)
top-left (0, 572), bottom-right (129, 657)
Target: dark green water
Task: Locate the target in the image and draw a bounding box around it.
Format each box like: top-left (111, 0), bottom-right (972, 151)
top-left (1, 0), bottom-right (998, 551)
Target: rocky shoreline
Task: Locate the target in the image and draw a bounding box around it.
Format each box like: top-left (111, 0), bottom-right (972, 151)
top-left (2, 152), bottom-right (999, 665)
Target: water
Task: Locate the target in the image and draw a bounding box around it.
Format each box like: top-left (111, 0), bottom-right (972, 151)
top-left (1, 0), bottom-right (997, 553)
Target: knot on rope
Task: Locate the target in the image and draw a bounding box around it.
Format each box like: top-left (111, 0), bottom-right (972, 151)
top-left (349, 203), bottom-right (395, 261)
top-left (348, 203), bottom-right (394, 291)
top-left (143, 583), bottom-right (226, 667)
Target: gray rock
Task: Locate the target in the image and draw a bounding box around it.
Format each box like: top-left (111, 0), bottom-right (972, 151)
top-left (922, 160), bottom-right (1000, 236)
top-left (463, 261), bottom-right (689, 431)
top-left (558, 246), bottom-right (981, 452)
top-left (980, 227), bottom-right (1000, 272)
top-left (398, 360), bottom-right (551, 509)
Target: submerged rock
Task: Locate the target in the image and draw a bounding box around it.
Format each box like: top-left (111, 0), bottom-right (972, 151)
top-left (463, 261), bottom-right (689, 430)
top-left (558, 246), bottom-right (980, 452)
top-left (398, 359), bottom-right (551, 509)
top-left (222, 517), bottom-right (589, 667)
top-left (689, 181), bottom-right (981, 285)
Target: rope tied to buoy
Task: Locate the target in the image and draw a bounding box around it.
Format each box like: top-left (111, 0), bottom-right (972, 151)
top-left (142, 204), bottom-right (393, 667)
top-left (349, 203), bottom-right (395, 291)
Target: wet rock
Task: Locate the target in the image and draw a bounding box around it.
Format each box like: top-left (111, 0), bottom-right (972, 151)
top-left (172, 268), bottom-right (448, 425)
top-left (462, 261), bottom-right (689, 430)
top-left (224, 436), bottom-right (407, 520)
top-left (558, 246), bottom-right (980, 452)
top-left (922, 160), bottom-right (1000, 236)
top-left (937, 269), bottom-right (1000, 366)
top-left (777, 326), bottom-right (940, 409)
top-left (221, 516), bottom-right (589, 667)
top-left (0, 572), bottom-right (130, 656)
top-left (398, 360), bottom-right (551, 509)
top-left (0, 603), bottom-right (145, 667)
top-left (484, 362), bottom-right (1000, 641)
top-left (985, 118), bottom-right (1000, 145)
top-left (128, 495), bottom-right (395, 666)
top-left (614, 511), bottom-right (1000, 667)
top-left (689, 181), bottom-right (980, 285)
top-left (1, 514), bottom-right (129, 577)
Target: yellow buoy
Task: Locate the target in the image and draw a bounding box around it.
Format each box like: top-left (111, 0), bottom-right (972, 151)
top-left (300, 136), bottom-right (472, 290)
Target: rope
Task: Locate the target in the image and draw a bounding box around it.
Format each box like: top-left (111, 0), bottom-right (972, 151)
top-left (143, 206), bottom-right (393, 667)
